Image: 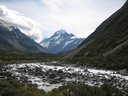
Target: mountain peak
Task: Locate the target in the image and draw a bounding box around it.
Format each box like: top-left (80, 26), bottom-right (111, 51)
top-left (0, 19), bottom-right (18, 31)
top-left (55, 29), bottom-right (67, 35)
top-left (40, 29), bottom-right (85, 53)
top-left (0, 19), bottom-right (48, 54)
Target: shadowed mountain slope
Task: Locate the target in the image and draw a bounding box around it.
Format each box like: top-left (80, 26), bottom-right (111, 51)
top-left (0, 19), bottom-right (48, 54)
top-left (63, 0), bottom-right (128, 70)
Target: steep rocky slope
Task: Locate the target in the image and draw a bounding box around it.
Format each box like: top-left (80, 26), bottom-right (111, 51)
top-left (0, 19), bottom-right (48, 54)
top-left (63, 0), bottom-right (128, 70)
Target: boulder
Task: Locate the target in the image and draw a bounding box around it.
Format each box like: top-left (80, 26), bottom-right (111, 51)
top-left (120, 69), bottom-right (128, 76)
top-left (84, 68), bottom-right (88, 72)
top-left (124, 84), bottom-right (128, 91)
top-left (58, 69), bottom-right (63, 74)
top-left (49, 79), bottom-right (60, 84)
top-left (49, 73), bottom-right (56, 79)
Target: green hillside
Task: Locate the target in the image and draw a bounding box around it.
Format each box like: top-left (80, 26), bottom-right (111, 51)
top-left (63, 0), bottom-right (128, 70)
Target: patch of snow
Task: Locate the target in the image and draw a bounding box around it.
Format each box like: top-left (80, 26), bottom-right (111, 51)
top-left (55, 40), bottom-right (61, 45)
top-left (15, 31), bottom-right (19, 39)
top-left (63, 40), bottom-right (74, 48)
top-left (52, 37), bottom-right (64, 46)
top-left (74, 41), bottom-right (79, 44)
top-left (41, 41), bottom-right (50, 48)
top-left (0, 20), bottom-right (17, 31)
top-left (50, 35), bottom-right (61, 40)
top-left (71, 36), bottom-right (77, 39)
top-left (56, 29), bottom-right (67, 35)
top-left (53, 36), bottom-right (60, 40)
top-left (8, 27), bottom-right (13, 31)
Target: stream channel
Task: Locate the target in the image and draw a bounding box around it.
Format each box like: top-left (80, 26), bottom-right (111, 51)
top-left (0, 61), bottom-right (128, 92)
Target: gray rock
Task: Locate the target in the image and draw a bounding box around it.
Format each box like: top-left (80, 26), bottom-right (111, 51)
top-left (84, 68), bottom-right (88, 72)
top-left (49, 73), bottom-right (56, 79)
top-left (49, 79), bottom-right (60, 84)
top-left (120, 69), bottom-right (128, 76)
top-left (58, 69), bottom-right (63, 74)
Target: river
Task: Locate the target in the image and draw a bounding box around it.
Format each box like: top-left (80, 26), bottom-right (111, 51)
top-left (1, 61), bottom-right (128, 92)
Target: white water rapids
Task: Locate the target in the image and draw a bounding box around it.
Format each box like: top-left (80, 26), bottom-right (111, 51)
top-left (3, 62), bottom-right (128, 92)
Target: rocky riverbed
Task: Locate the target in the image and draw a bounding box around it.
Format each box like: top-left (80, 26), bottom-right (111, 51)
top-left (0, 61), bottom-right (128, 92)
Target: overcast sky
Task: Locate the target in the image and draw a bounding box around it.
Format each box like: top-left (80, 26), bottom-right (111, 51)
top-left (0, 0), bottom-right (126, 42)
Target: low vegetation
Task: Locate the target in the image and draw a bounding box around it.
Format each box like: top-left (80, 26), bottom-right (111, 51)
top-left (0, 80), bottom-right (126, 96)
top-left (62, 43), bottom-right (128, 70)
top-left (0, 53), bottom-right (60, 64)
top-left (46, 83), bottom-right (125, 96)
top-left (0, 80), bottom-right (45, 96)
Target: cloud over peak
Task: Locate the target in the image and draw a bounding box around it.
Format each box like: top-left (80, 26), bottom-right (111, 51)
top-left (0, 4), bottom-right (42, 42)
top-left (0, 0), bottom-right (126, 41)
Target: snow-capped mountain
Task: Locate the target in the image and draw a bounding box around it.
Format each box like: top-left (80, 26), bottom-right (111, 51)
top-left (0, 19), bottom-right (48, 54)
top-left (40, 29), bottom-right (85, 53)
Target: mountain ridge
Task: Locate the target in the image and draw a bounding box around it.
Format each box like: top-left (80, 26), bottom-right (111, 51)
top-left (0, 19), bottom-right (48, 54)
top-left (40, 29), bottom-right (85, 53)
top-left (63, 0), bottom-right (128, 70)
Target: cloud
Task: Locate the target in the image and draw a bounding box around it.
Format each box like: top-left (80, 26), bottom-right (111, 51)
top-left (38, 0), bottom-right (107, 36)
top-left (38, 0), bottom-right (126, 37)
top-left (40, 0), bottom-right (64, 10)
top-left (0, 4), bottom-right (42, 42)
top-left (0, 0), bottom-right (126, 41)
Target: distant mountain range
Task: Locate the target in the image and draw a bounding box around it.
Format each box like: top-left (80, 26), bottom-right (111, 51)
top-left (63, 0), bottom-right (128, 70)
top-left (0, 19), bottom-right (47, 54)
top-left (40, 29), bottom-right (85, 53)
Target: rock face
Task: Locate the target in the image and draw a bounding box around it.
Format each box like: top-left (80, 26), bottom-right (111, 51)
top-left (40, 29), bottom-right (85, 53)
top-left (0, 19), bottom-right (48, 54)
